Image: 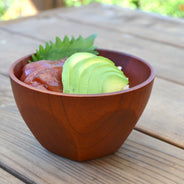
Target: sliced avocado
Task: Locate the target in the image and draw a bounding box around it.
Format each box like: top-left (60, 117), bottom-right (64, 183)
top-left (62, 52), bottom-right (95, 93)
top-left (62, 52), bottom-right (129, 94)
top-left (101, 73), bottom-right (129, 93)
top-left (79, 62), bottom-right (113, 94)
top-left (98, 69), bottom-right (128, 93)
top-left (87, 66), bottom-right (128, 94)
top-left (70, 56), bottom-right (114, 93)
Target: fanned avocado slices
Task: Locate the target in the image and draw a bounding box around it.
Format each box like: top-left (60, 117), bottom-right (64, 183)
top-left (62, 52), bottom-right (129, 94)
top-left (88, 67), bottom-right (128, 94)
top-left (69, 56), bottom-right (114, 94)
top-left (62, 52), bottom-right (95, 93)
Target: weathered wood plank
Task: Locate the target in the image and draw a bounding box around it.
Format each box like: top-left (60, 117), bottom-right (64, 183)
top-left (0, 168), bottom-right (24, 184)
top-left (58, 3), bottom-right (184, 48)
top-left (2, 3), bottom-right (184, 47)
top-left (136, 77), bottom-right (184, 148)
top-left (0, 74), bottom-right (11, 90)
top-left (0, 29), bottom-right (42, 75)
top-left (0, 104), bottom-right (184, 184)
top-left (0, 74), bottom-right (14, 108)
top-left (1, 14), bottom-right (183, 85)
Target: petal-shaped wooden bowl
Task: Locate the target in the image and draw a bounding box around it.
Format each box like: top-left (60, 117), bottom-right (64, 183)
top-left (9, 49), bottom-right (155, 161)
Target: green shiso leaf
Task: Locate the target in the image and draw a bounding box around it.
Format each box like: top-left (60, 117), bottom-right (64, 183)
top-left (30, 34), bottom-right (98, 62)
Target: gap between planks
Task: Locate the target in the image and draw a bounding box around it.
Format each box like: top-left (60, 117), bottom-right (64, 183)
top-left (0, 72), bottom-right (9, 78)
top-left (0, 164), bottom-right (36, 184)
top-left (0, 168), bottom-right (25, 184)
top-left (134, 127), bottom-right (184, 150)
top-left (0, 129), bottom-right (183, 184)
top-left (0, 27), bottom-right (45, 43)
top-left (156, 75), bottom-right (184, 86)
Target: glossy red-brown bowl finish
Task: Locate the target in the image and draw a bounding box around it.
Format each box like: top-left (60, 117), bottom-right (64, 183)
top-left (9, 49), bottom-right (155, 161)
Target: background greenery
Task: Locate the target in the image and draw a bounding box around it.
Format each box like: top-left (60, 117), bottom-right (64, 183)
top-left (0, 0), bottom-right (184, 20)
top-left (0, 0), bottom-right (12, 17)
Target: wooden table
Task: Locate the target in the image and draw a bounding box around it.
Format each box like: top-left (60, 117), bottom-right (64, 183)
top-left (0, 3), bottom-right (184, 184)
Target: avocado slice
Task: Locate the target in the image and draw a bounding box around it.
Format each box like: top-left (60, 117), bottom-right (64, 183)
top-left (99, 68), bottom-right (128, 93)
top-left (87, 65), bottom-right (128, 94)
top-left (101, 73), bottom-right (129, 93)
top-left (70, 56), bottom-right (114, 93)
top-left (62, 52), bottom-right (95, 93)
top-left (79, 62), bottom-right (113, 94)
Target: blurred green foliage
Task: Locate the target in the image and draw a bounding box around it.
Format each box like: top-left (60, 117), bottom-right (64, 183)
top-left (133, 0), bottom-right (184, 18)
top-left (0, 0), bottom-right (184, 20)
top-left (0, 0), bottom-right (14, 20)
top-left (0, 0), bottom-right (13, 17)
top-left (0, 0), bottom-right (22, 20)
top-left (64, 0), bottom-right (184, 18)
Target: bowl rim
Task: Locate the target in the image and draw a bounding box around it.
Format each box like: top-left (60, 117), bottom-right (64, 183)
top-left (9, 49), bottom-right (155, 97)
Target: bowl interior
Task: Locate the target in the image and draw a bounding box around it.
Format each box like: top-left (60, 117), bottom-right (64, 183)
top-left (11, 49), bottom-right (153, 93)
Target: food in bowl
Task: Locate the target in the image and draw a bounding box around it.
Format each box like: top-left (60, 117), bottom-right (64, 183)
top-left (9, 36), bottom-right (155, 161)
top-left (20, 34), bottom-right (129, 94)
top-left (20, 59), bottom-right (66, 92)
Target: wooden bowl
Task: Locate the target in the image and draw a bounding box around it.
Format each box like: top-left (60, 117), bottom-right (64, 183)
top-left (9, 49), bottom-right (155, 161)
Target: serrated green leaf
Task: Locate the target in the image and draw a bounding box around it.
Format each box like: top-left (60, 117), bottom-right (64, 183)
top-left (56, 36), bottom-right (62, 47)
top-left (29, 34), bottom-right (98, 62)
top-left (45, 42), bottom-right (50, 51)
top-left (32, 54), bottom-right (38, 62)
top-left (71, 36), bottom-right (75, 43)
